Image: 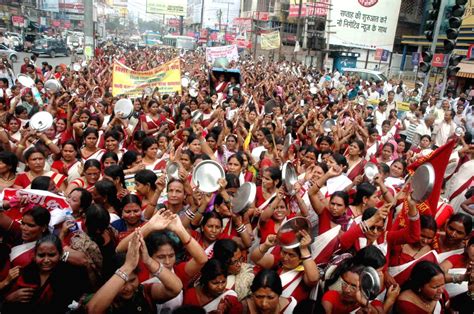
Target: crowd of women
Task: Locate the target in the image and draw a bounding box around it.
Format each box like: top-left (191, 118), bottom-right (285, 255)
top-left (0, 43), bottom-right (472, 314)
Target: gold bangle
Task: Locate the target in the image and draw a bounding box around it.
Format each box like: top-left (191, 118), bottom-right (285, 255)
top-left (17, 144), bottom-right (25, 150)
top-left (45, 140), bottom-right (53, 146)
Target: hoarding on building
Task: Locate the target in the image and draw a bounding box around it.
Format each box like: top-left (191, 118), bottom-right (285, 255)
top-left (328, 0), bottom-right (401, 51)
top-left (146, 0), bottom-right (187, 16)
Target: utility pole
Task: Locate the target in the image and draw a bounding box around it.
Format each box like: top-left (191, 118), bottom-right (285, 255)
top-left (253, 18), bottom-right (258, 59)
top-left (200, 0), bottom-right (206, 30)
top-left (84, 0), bottom-right (94, 59)
top-left (296, 0), bottom-right (303, 46)
top-left (324, 0), bottom-right (332, 69)
top-left (422, 0), bottom-right (448, 95)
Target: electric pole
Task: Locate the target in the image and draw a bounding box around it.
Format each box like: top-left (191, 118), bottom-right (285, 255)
top-left (84, 0), bottom-right (94, 59)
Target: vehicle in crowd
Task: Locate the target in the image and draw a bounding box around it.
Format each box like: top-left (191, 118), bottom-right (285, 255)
top-left (162, 35), bottom-right (196, 50)
top-left (66, 31), bottom-right (84, 54)
top-left (32, 38), bottom-right (69, 58)
top-left (143, 31), bottom-right (163, 46)
top-left (5, 32), bottom-right (23, 51)
top-left (0, 43), bottom-right (18, 62)
top-left (342, 68), bottom-right (388, 83)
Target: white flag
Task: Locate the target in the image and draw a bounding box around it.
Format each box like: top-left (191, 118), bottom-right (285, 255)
top-left (294, 40), bottom-right (300, 53)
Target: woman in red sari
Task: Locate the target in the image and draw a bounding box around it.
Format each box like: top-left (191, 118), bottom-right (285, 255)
top-left (0, 206), bottom-right (50, 267)
top-left (390, 215), bottom-right (437, 267)
top-left (111, 195), bottom-right (144, 241)
top-left (255, 167), bottom-right (281, 209)
top-left (440, 236), bottom-right (474, 284)
top-left (51, 139), bottom-right (82, 183)
top-left (80, 128), bottom-right (101, 162)
top-left (339, 198), bottom-right (420, 259)
top-left (183, 259), bottom-right (242, 313)
top-left (242, 269), bottom-right (297, 314)
top-left (395, 261), bottom-right (448, 314)
top-left (310, 191), bottom-right (353, 235)
top-left (250, 233), bottom-right (320, 302)
top-left (2, 235), bottom-right (90, 314)
top-left (13, 147), bottom-right (67, 192)
top-left (141, 137), bottom-right (166, 171)
top-left (65, 159), bottom-right (101, 195)
top-left (141, 100), bottom-right (164, 137)
top-left (345, 139), bottom-right (366, 181)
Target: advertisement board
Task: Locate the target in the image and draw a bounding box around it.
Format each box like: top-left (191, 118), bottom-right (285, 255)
top-left (146, 0), bottom-right (187, 16)
top-left (40, 0), bottom-right (59, 12)
top-left (328, 0), bottom-right (401, 51)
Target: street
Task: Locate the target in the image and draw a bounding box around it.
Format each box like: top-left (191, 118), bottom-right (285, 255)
top-left (12, 51), bottom-right (74, 74)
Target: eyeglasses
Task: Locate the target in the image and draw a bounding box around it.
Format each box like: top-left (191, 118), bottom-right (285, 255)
top-left (341, 278), bottom-right (358, 293)
top-left (369, 226), bottom-right (384, 232)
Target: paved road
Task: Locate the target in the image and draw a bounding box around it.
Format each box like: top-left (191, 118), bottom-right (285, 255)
top-left (12, 51), bottom-right (76, 75)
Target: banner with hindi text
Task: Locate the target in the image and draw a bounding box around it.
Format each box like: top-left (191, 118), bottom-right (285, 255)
top-left (112, 58), bottom-right (181, 97)
top-left (261, 31), bottom-right (281, 50)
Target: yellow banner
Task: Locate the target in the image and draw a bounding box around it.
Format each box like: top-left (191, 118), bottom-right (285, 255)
top-left (396, 101), bottom-right (410, 112)
top-left (112, 58), bottom-right (181, 97)
top-left (261, 31), bottom-right (280, 50)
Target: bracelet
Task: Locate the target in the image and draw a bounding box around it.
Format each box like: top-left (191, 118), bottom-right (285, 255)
top-left (17, 144), bottom-right (25, 150)
top-left (184, 208), bottom-right (196, 220)
top-left (115, 269), bottom-right (129, 282)
top-left (61, 251), bottom-right (70, 262)
top-left (45, 140), bottom-right (53, 146)
top-left (152, 262), bottom-right (163, 278)
top-left (301, 255), bottom-right (312, 260)
top-left (408, 212), bottom-right (420, 221)
top-left (236, 224), bottom-right (247, 233)
top-left (182, 235), bottom-right (192, 246)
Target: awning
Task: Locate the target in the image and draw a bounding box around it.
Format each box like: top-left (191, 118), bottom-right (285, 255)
top-left (457, 62), bottom-right (474, 78)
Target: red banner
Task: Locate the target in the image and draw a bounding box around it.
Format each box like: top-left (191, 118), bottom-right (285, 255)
top-left (2, 188), bottom-right (70, 221)
top-left (234, 38), bottom-right (252, 49)
top-left (11, 16), bottom-right (24, 27)
top-left (254, 11), bottom-right (269, 21)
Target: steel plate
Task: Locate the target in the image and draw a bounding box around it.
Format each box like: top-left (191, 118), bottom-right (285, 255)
top-left (231, 182), bottom-right (256, 214)
top-left (192, 160), bottom-right (225, 193)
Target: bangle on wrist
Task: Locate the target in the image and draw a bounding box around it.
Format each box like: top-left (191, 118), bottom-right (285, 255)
top-left (45, 140), bottom-right (53, 146)
top-left (17, 144), bottom-right (25, 150)
top-left (408, 212), bottom-right (420, 221)
top-left (61, 251), bottom-right (70, 262)
top-left (152, 262), bottom-right (163, 278)
top-left (301, 255), bottom-right (312, 260)
top-left (115, 268), bottom-right (129, 282)
top-left (236, 224), bottom-right (247, 233)
top-left (182, 235), bottom-right (192, 246)
top-left (184, 208), bottom-right (196, 220)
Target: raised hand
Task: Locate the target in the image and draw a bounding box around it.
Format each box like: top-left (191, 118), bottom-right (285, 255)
top-left (148, 209), bottom-right (175, 231)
